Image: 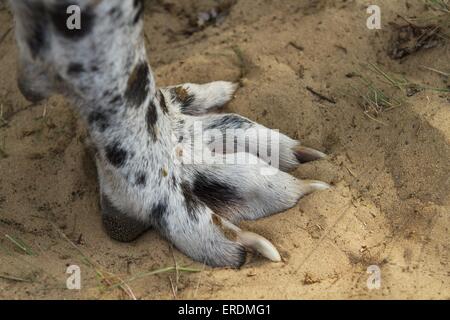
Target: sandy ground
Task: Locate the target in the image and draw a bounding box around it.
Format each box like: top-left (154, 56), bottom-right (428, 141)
top-left (0, 0), bottom-right (449, 300)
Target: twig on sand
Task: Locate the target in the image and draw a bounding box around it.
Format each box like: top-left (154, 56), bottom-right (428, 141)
top-left (306, 86), bottom-right (337, 104)
top-left (0, 273), bottom-right (32, 283)
top-left (288, 41), bottom-right (304, 51)
top-left (345, 166), bottom-right (357, 178)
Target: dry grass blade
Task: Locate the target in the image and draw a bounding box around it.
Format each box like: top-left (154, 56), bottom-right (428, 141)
top-left (48, 221), bottom-right (138, 300)
top-left (5, 234), bottom-right (35, 256)
top-left (99, 271), bottom-right (137, 300)
top-left (350, 78), bottom-right (403, 119)
top-left (169, 245), bottom-right (179, 299)
top-left (424, 0), bottom-right (450, 13)
top-left (108, 266), bottom-right (201, 291)
top-left (368, 63), bottom-right (450, 94)
top-left (349, 60), bottom-right (449, 127)
top-left (193, 262), bottom-right (207, 299)
top-left (169, 276), bottom-right (177, 299)
top-left (421, 65), bottom-right (450, 77)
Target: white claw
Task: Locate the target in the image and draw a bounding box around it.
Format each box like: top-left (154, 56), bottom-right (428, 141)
top-left (238, 231), bottom-right (282, 262)
top-left (293, 145), bottom-right (327, 163)
top-left (221, 220), bottom-right (282, 262)
top-left (301, 180), bottom-right (331, 195)
top-left (308, 180), bottom-right (331, 191)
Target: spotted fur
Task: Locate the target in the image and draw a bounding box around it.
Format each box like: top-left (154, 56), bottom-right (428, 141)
top-left (9, 0), bottom-right (330, 268)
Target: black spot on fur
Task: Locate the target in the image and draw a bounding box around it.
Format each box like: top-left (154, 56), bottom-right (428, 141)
top-left (180, 182), bottom-right (200, 221)
top-left (105, 143), bottom-right (127, 168)
top-left (108, 7), bottom-right (122, 19)
top-left (158, 90), bottom-right (169, 115)
top-left (133, 0), bottom-right (145, 24)
top-left (150, 202), bottom-right (168, 228)
top-left (49, 3), bottom-right (95, 40)
top-left (170, 87), bottom-right (195, 114)
top-left (103, 90), bottom-right (111, 98)
top-left (146, 99), bottom-right (158, 141)
top-left (171, 175), bottom-right (177, 190)
top-left (205, 115), bottom-right (252, 132)
top-left (25, 3), bottom-right (48, 58)
top-left (67, 63), bottom-right (85, 74)
top-left (110, 95), bottom-right (122, 104)
top-left (192, 173), bottom-right (243, 214)
top-left (125, 62), bottom-right (149, 108)
top-left (135, 172), bottom-right (147, 187)
top-left (88, 111), bottom-right (109, 132)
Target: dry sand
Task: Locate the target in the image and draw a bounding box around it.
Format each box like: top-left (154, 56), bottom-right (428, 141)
top-left (0, 0), bottom-right (449, 299)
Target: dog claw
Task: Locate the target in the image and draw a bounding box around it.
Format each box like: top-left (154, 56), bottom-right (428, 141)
top-left (293, 145), bottom-right (327, 164)
top-left (239, 231), bottom-right (282, 262)
top-left (300, 180), bottom-right (331, 195)
top-left (222, 219), bottom-right (281, 262)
